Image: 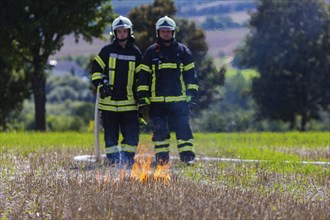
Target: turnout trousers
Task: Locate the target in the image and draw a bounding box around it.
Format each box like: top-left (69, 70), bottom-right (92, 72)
top-left (101, 110), bottom-right (139, 165)
top-left (149, 101), bottom-right (195, 164)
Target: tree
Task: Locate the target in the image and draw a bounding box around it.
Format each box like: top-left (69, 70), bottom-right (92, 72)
top-left (0, 0), bottom-right (114, 130)
top-left (128, 0), bottom-right (224, 113)
top-left (236, 0), bottom-right (330, 131)
top-left (0, 53), bottom-right (31, 130)
top-left (128, 0), bottom-right (176, 53)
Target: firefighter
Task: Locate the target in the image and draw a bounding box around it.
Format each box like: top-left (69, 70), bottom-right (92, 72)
top-left (137, 16), bottom-right (198, 165)
top-left (91, 16), bottom-right (142, 167)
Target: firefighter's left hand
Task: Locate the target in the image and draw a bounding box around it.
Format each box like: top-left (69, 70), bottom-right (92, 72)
top-left (138, 97), bottom-right (150, 112)
top-left (138, 116), bottom-right (147, 125)
top-left (186, 90), bottom-right (198, 110)
top-left (187, 95), bottom-right (197, 110)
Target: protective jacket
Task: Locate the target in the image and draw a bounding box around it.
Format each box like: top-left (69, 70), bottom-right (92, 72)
top-left (137, 39), bottom-right (198, 102)
top-left (92, 37), bottom-right (142, 112)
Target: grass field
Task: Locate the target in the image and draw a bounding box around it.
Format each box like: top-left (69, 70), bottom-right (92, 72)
top-left (0, 132), bottom-right (329, 219)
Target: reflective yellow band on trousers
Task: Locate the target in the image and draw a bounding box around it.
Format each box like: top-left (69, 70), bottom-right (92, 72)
top-left (121, 144), bottom-right (137, 153)
top-left (149, 96), bottom-right (187, 102)
top-left (154, 147), bottom-right (170, 154)
top-left (178, 146), bottom-right (195, 153)
top-left (105, 146), bottom-right (121, 154)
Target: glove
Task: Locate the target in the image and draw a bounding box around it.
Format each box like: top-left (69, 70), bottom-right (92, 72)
top-left (138, 97), bottom-right (150, 112)
top-left (187, 95), bottom-right (197, 110)
top-left (138, 113), bottom-right (147, 125)
top-left (186, 90), bottom-right (198, 110)
top-left (99, 84), bottom-right (113, 99)
top-left (92, 79), bottom-right (102, 89)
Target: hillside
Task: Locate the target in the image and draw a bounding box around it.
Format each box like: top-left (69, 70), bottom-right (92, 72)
top-left (206, 29), bottom-right (249, 57)
top-left (53, 27), bottom-right (249, 58)
top-left (53, 0), bottom-right (253, 59)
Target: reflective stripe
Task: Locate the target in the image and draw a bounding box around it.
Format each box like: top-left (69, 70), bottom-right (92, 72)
top-left (95, 55), bottom-right (106, 69)
top-left (187, 84), bottom-right (199, 90)
top-left (184, 62), bottom-right (195, 71)
top-left (99, 99), bottom-right (136, 106)
top-left (154, 147), bottom-right (170, 154)
top-left (140, 64), bottom-right (151, 73)
top-left (149, 96), bottom-right (187, 102)
top-left (179, 63), bottom-right (184, 72)
top-left (110, 53), bottom-right (136, 61)
top-left (177, 139), bottom-right (194, 145)
top-left (137, 85), bottom-right (149, 92)
top-left (127, 61), bottom-right (135, 100)
top-left (135, 64), bottom-right (142, 73)
top-left (154, 139), bottom-right (170, 146)
top-left (180, 66), bottom-right (186, 95)
top-left (105, 146), bottom-right (121, 154)
top-left (151, 65), bottom-right (156, 97)
top-left (98, 105), bottom-right (137, 112)
top-left (92, 72), bottom-right (102, 81)
top-left (108, 56), bottom-right (116, 85)
top-left (159, 63), bottom-right (177, 69)
top-left (121, 144), bottom-right (137, 153)
top-left (178, 146), bottom-right (195, 153)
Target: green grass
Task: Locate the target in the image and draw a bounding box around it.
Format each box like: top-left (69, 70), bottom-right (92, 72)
top-left (1, 131), bottom-right (328, 157)
top-left (1, 131), bottom-right (328, 173)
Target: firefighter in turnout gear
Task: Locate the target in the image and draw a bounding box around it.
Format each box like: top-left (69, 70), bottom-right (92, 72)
top-left (137, 16), bottom-right (198, 165)
top-left (91, 16), bottom-right (142, 167)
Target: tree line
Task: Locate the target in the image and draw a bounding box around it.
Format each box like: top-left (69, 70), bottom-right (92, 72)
top-left (0, 0), bottom-right (329, 132)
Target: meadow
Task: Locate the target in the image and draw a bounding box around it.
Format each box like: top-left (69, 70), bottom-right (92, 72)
top-left (0, 132), bottom-right (329, 219)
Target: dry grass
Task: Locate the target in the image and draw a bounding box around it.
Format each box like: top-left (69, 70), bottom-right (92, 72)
top-left (1, 148), bottom-right (329, 220)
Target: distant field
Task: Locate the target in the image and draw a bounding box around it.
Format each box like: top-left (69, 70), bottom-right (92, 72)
top-left (54, 28), bottom-right (249, 59)
top-left (205, 28), bottom-right (249, 57)
top-left (227, 11), bottom-right (250, 23)
top-left (52, 35), bottom-right (108, 58)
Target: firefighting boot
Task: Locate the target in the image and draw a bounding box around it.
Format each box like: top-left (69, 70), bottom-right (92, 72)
top-left (121, 152), bottom-right (135, 169)
top-left (105, 153), bottom-right (120, 167)
top-left (179, 151), bottom-right (195, 166)
top-left (155, 152), bottom-right (170, 165)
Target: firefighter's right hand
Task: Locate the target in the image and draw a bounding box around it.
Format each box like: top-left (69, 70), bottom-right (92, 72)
top-left (138, 97), bottom-right (150, 112)
top-left (99, 84), bottom-right (113, 99)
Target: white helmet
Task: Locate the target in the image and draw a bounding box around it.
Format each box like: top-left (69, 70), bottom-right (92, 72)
top-left (155, 16), bottom-right (177, 37)
top-left (110, 16), bottom-right (133, 39)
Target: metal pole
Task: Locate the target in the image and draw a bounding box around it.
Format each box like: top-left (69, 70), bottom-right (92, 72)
top-left (94, 89), bottom-right (101, 162)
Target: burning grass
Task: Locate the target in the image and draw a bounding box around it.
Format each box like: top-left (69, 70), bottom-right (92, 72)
top-left (0, 132), bottom-right (329, 219)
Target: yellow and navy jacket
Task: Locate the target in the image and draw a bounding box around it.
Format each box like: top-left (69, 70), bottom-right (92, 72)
top-left (137, 39), bottom-right (198, 102)
top-left (91, 38), bottom-right (142, 112)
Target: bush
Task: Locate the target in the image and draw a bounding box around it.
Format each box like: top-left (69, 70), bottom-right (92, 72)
top-left (46, 115), bottom-right (85, 132)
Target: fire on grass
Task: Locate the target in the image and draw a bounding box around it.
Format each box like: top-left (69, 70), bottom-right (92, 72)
top-left (96, 145), bottom-right (171, 185)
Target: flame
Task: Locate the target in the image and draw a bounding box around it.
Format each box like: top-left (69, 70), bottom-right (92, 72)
top-left (130, 146), bottom-right (152, 182)
top-left (153, 163), bottom-right (171, 184)
top-left (130, 145), bottom-right (171, 184)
